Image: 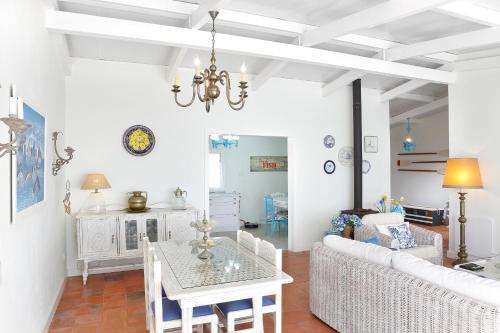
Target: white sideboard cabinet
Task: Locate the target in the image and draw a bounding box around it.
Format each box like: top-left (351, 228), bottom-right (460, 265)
top-left (209, 192), bottom-right (240, 232)
top-left (77, 208), bottom-right (198, 284)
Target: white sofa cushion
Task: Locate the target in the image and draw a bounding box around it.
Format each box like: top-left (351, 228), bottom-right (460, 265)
top-left (401, 245), bottom-right (439, 260)
top-left (392, 252), bottom-right (447, 286)
top-left (362, 212), bottom-right (405, 226)
top-left (323, 235), bottom-right (394, 267)
top-left (392, 252), bottom-right (500, 307)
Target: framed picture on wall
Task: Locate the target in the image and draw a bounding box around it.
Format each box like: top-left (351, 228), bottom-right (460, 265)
top-left (364, 136), bottom-right (378, 153)
top-left (250, 156), bottom-right (288, 172)
top-left (11, 101), bottom-right (46, 223)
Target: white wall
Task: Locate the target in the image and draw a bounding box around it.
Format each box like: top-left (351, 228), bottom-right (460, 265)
top-left (391, 110), bottom-right (449, 208)
top-left (211, 135), bottom-right (288, 223)
top-left (0, 1), bottom-right (67, 332)
top-left (65, 58), bottom-right (391, 275)
top-left (448, 69), bottom-right (500, 258)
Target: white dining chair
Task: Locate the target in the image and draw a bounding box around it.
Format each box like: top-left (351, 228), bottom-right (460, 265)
top-left (215, 239), bottom-right (283, 333)
top-left (143, 237), bottom-right (219, 333)
top-left (237, 230), bottom-right (259, 254)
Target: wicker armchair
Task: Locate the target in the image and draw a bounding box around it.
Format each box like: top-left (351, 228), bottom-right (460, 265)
top-left (354, 213), bottom-right (443, 265)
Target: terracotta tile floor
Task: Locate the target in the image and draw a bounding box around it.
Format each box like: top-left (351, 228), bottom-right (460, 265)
top-left (49, 224), bottom-right (450, 333)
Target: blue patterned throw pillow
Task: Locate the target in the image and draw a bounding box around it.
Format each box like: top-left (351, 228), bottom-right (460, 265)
top-left (388, 224), bottom-right (416, 249)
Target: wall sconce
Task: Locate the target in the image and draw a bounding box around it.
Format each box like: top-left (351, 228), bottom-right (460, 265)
top-left (0, 85), bottom-right (31, 157)
top-left (52, 131), bottom-right (75, 176)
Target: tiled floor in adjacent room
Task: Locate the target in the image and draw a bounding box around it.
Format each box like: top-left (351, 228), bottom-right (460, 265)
top-left (49, 223), bottom-right (449, 333)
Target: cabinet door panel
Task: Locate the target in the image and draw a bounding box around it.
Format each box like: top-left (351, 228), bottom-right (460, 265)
top-left (82, 217), bottom-right (117, 258)
top-left (144, 216), bottom-right (160, 242)
top-left (166, 212), bottom-right (197, 241)
top-left (120, 216), bottom-right (141, 256)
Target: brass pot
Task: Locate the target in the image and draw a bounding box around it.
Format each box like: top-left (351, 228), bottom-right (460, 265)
top-left (128, 191), bottom-right (147, 211)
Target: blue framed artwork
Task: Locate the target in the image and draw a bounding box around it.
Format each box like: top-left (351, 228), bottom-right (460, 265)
top-left (15, 102), bottom-right (45, 213)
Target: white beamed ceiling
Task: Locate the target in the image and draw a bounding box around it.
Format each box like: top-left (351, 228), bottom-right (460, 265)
top-left (57, 0), bottom-right (500, 116)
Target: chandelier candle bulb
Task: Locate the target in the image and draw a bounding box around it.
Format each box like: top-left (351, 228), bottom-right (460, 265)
top-left (17, 97), bottom-right (24, 119)
top-left (174, 76), bottom-right (179, 86)
top-left (240, 63), bottom-right (247, 82)
top-left (194, 57), bottom-right (201, 75)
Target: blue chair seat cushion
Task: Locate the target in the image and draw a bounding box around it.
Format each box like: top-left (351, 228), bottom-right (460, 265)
top-left (152, 298), bottom-right (214, 321)
top-left (217, 296), bottom-right (275, 315)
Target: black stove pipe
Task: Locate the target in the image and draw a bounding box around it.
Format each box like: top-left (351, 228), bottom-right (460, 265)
top-left (352, 79), bottom-right (362, 210)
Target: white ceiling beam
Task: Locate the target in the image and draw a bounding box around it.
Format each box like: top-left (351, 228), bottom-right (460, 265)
top-left (301, 0), bottom-right (455, 47)
top-left (190, 0), bottom-right (231, 30)
top-left (252, 61), bottom-right (289, 91)
top-left (165, 0), bottom-right (231, 83)
top-left (322, 70), bottom-right (366, 97)
top-left (380, 64), bottom-right (451, 101)
top-left (457, 47), bottom-right (500, 61)
top-left (166, 47), bottom-right (188, 83)
top-left (436, 1), bottom-right (500, 26)
top-left (387, 26), bottom-right (500, 61)
top-left (390, 97), bottom-right (448, 125)
top-left (59, 0), bottom-right (194, 16)
top-left (397, 93), bottom-right (440, 103)
top-left (45, 10), bottom-right (456, 84)
top-left (451, 55), bottom-right (500, 72)
top-left (381, 80), bottom-right (429, 102)
top-left (59, 0), bottom-right (456, 64)
top-left (45, 0), bottom-right (72, 75)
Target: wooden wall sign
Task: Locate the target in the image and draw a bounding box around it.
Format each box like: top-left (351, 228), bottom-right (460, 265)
top-left (250, 156), bottom-right (288, 172)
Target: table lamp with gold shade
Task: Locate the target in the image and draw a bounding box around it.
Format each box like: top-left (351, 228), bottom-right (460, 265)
top-left (442, 158), bottom-right (483, 265)
top-left (81, 173), bottom-right (111, 214)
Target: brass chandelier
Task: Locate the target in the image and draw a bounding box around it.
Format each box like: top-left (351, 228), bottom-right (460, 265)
top-left (171, 11), bottom-right (248, 113)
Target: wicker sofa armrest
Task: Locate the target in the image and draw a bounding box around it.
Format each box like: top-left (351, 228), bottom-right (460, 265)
top-left (410, 225), bottom-right (442, 247)
top-left (354, 225), bottom-right (396, 248)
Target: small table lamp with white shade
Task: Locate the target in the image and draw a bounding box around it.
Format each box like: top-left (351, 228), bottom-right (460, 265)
top-left (81, 173), bottom-right (111, 214)
top-left (442, 158), bottom-right (483, 265)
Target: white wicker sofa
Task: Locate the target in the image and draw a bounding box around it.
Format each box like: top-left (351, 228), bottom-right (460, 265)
top-left (354, 212), bottom-right (443, 265)
top-left (310, 235), bottom-right (500, 333)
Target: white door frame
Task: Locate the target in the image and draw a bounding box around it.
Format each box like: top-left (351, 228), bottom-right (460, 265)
top-left (203, 129), bottom-right (296, 251)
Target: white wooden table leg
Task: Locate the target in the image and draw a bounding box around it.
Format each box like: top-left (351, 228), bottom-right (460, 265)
top-left (274, 290), bottom-right (282, 333)
top-left (181, 306), bottom-right (193, 333)
top-left (83, 260), bottom-right (89, 285)
top-left (252, 296), bottom-right (263, 333)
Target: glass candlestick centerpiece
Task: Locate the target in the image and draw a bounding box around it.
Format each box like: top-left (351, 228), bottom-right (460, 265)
top-left (190, 211), bottom-right (217, 260)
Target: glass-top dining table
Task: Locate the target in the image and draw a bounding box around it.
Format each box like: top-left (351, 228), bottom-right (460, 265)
top-left (152, 237), bottom-right (293, 333)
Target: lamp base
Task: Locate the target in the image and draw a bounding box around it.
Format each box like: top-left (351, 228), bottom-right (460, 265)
top-left (81, 191), bottom-right (106, 214)
top-left (453, 257), bottom-right (468, 266)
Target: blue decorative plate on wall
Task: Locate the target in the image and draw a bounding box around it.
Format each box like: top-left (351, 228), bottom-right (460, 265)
top-left (123, 125), bottom-right (155, 156)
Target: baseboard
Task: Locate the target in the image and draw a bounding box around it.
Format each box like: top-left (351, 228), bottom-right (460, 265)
top-left (43, 276), bottom-right (67, 333)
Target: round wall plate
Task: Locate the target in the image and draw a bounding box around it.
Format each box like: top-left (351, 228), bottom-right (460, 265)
top-left (323, 135), bottom-right (335, 148)
top-left (338, 146), bottom-right (354, 167)
top-left (324, 160), bottom-right (336, 174)
top-left (123, 125), bottom-right (156, 156)
top-left (362, 160), bottom-right (371, 174)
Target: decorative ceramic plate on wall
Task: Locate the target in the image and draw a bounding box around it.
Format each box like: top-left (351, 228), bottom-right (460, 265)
top-left (123, 125), bottom-right (155, 156)
top-left (324, 160), bottom-right (336, 174)
top-left (362, 160), bottom-right (371, 174)
top-left (323, 135), bottom-right (335, 148)
top-left (338, 146), bottom-right (354, 167)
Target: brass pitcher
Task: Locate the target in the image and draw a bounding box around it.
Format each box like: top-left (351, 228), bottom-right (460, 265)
top-left (127, 191), bottom-right (147, 211)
